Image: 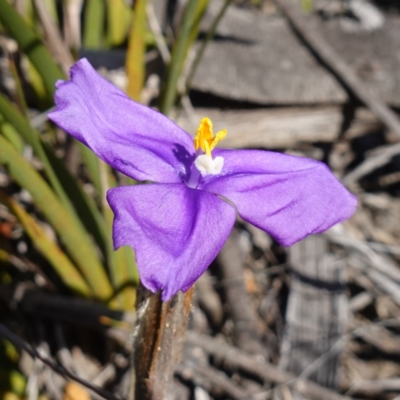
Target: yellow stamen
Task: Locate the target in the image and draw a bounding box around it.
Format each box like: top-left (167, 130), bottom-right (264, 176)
top-left (194, 117), bottom-right (227, 157)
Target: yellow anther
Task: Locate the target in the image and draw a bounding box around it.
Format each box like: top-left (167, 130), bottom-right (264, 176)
top-left (194, 117), bottom-right (227, 157)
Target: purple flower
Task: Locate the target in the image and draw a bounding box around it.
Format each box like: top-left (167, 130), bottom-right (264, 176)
top-left (48, 59), bottom-right (357, 301)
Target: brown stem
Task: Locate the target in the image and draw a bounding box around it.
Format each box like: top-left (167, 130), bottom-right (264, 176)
top-left (132, 284), bottom-right (193, 400)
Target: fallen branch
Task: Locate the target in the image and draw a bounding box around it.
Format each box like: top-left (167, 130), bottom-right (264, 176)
top-left (343, 141), bottom-right (400, 185)
top-left (347, 378), bottom-right (400, 397)
top-left (272, 0), bottom-right (400, 139)
top-left (185, 331), bottom-right (352, 400)
top-left (176, 363), bottom-right (250, 400)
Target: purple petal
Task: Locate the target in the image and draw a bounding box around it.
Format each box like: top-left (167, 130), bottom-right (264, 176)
top-left (48, 58), bottom-right (195, 183)
top-left (200, 149), bottom-right (357, 246)
top-left (107, 183), bottom-right (236, 301)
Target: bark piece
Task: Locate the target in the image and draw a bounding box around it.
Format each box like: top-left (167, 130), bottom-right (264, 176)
top-left (194, 0), bottom-right (400, 107)
top-left (177, 106), bottom-right (381, 149)
top-left (279, 235), bottom-right (347, 393)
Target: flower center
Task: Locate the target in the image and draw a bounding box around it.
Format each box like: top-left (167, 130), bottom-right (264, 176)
top-left (186, 118), bottom-right (227, 188)
top-left (195, 154), bottom-right (224, 176)
top-left (194, 117), bottom-right (227, 157)
top-left (193, 117), bottom-right (227, 177)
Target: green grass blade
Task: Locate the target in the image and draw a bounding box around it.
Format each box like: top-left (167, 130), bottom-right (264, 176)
top-left (126, 0), bottom-right (147, 101)
top-left (42, 0), bottom-right (59, 25)
top-left (0, 117), bottom-right (24, 153)
top-left (159, 0), bottom-right (199, 115)
top-left (32, 0), bottom-right (74, 76)
top-left (0, 135), bottom-right (113, 301)
top-left (185, 0), bottom-right (232, 94)
top-left (83, 0), bottom-right (105, 48)
top-left (0, 93), bottom-right (75, 215)
top-left (0, 0), bottom-right (64, 97)
top-left (0, 190), bottom-right (92, 297)
top-left (100, 161), bottom-right (138, 309)
top-left (0, 249), bottom-right (13, 265)
top-left (78, 142), bottom-right (102, 195)
top-left (106, 0), bottom-right (131, 46)
top-left (8, 55), bottom-right (29, 116)
top-left (159, 0), bottom-right (209, 116)
top-left (185, 0), bottom-right (210, 51)
top-left (0, 93), bottom-right (108, 253)
top-left (112, 246), bottom-right (138, 309)
top-left (25, 57), bottom-right (48, 104)
top-left (0, 340), bottom-right (26, 397)
top-left (21, 0), bottom-right (35, 27)
top-left (0, 94), bottom-right (38, 148)
top-left (43, 144), bottom-right (109, 253)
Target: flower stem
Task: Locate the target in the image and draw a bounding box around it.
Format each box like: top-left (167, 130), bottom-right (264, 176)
top-left (132, 284), bottom-right (193, 399)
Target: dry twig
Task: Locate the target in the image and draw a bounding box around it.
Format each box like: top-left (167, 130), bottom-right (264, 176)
top-left (185, 331), bottom-right (352, 400)
top-left (0, 323), bottom-right (120, 400)
top-left (176, 363), bottom-right (250, 400)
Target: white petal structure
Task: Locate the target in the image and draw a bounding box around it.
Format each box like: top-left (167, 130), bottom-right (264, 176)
top-left (195, 154), bottom-right (224, 176)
